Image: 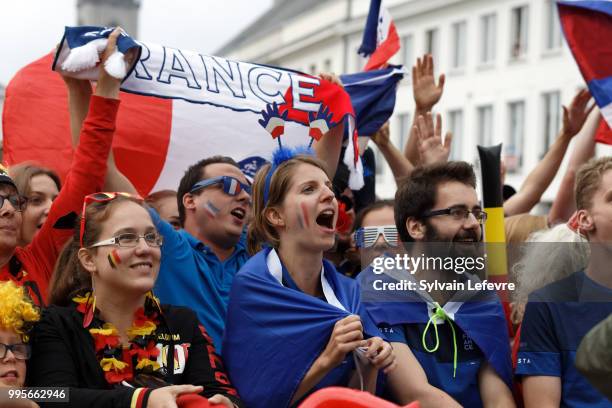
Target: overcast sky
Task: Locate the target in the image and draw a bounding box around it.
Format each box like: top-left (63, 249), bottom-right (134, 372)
top-left (0, 0), bottom-right (273, 85)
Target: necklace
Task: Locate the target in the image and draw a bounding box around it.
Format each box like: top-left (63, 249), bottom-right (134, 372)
top-left (73, 291), bottom-right (163, 384)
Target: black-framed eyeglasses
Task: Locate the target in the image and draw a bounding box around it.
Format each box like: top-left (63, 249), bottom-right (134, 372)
top-left (0, 343), bottom-right (31, 360)
top-left (0, 194), bottom-right (27, 212)
top-left (422, 206), bottom-right (487, 224)
top-left (89, 232), bottom-right (164, 248)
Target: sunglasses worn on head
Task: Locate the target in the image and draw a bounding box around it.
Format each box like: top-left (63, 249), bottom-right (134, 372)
top-left (354, 225), bottom-right (398, 248)
top-left (0, 343), bottom-right (31, 360)
top-left (80, 192), bottom-right (144, 248)
top-left (89, 232), bottom-right (163, 248)
top-left (0, 194), bottom-right (27, 212)
top-left (190, 176), bottom-right (251, 196)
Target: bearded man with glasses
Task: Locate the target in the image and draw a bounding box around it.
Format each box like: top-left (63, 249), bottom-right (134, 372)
top-left (359, 161), bottom-right (515, 408)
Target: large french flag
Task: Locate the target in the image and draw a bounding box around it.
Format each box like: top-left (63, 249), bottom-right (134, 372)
top-left (559, 0), bottom-right (612, 142)
top-left (358, 0), bottom-right (401, 71)
top-left (2, 27), bottom-right (366, 194)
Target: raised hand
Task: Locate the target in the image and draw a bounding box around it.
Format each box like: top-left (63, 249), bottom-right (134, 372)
top-left (415, 112), bottom-right (452, 165)
top-left (94, 27), bottom-right (123, 100)
top-left (318, 72), bottom-right (343, 88)
top-left (412, 54), bottom-right (446, 111)
top-left (370, 122), bottom-right (391, 147)
top-left (258, 102), bottom-right (289, 139)
top-left (562, 89), bottom-right (596, 138)
top-left (308, 104), bottom-right (336, 141)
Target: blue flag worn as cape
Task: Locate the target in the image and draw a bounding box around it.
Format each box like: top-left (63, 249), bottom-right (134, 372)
top-left (341, 66), bottom-right (404, 136)
top-left (222, 248), bottom-right (379, 408)
top-left (359, 265), bottom-right (513, 390)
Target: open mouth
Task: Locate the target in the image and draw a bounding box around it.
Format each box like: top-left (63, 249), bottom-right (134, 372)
top-left (230, 207), bottom-right (246, 221)
top-left (316, 209), bottom-right (335, 229)
top-left (0, 370), bottom-right (18, 380)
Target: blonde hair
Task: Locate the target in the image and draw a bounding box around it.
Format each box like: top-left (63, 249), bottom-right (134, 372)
top-left (513, 223), bottom-right (589, 304)
top-left (247, 155), bottom-right (330, 255)
top-left (0, 281), bottom-right (41, 342)
top-left (575, 157), bottom-right (612, 210)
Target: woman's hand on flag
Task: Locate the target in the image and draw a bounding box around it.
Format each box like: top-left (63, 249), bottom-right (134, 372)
top-left (318, 315), bottom-right (365, 370)
top-left (94, 27), bottom-right (123, 100)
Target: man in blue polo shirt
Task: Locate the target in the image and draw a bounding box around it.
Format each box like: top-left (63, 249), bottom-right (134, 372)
top-left (518, 157), bottom-right (612, 407)
top-left (151, 156), bottom-right (252, 351)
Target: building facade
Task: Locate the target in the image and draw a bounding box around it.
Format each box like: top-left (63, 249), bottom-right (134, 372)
top-left (77, 0), bottom-right (140, 37)
top-left (219, 0), bottom-right (605, 201)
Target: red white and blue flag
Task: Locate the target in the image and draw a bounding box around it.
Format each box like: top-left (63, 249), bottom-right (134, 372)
top-left (558, 0), bottom-right (612, 143)
top-left (358, 0), bottom-right (401, 71)
top-left (2, 27), bottom-right (364, 194)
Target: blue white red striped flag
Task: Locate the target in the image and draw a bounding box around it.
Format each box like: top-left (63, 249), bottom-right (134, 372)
top-left (559, 0), bottom-right (612, 139)
top-left (357, 0), bottom-right (401, 71)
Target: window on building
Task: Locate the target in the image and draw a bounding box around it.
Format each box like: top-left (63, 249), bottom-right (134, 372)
top-left (451, 21), bottom-right (467, 69)
top-left (401, 35), bottom-right (414, 68)
top-left (545, 0), bottom-right (562, 50)
top-left (425, 28), bottom-right (439, 62)
top-left (397, 112), bottom-right (411, 151)
top-left (480, 14), bottom-right (497, 64)
top-left (542, 91), bottom-right (561, 155)
top-left (506, 101), bottom-right (525, 172)
top-left (448, 110), bottom-right (464, 160)
top-left (323, 59), bottom-right (332, 72)
top-left (510, 6), bottom-right (529, 59)
top-left (477, 105), bottom-right (494, 146)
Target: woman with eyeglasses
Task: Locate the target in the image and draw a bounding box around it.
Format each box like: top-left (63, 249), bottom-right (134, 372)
top-left (28, 193), bottom-right (243, 408)
top-left (0, 281), bottom-right (40, 407)
top-left (222, 152), bottom-right (396, 408)
top-left (0, 29), bottom-right (130, 307)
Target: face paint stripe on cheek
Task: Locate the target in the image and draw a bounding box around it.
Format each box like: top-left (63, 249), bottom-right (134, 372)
top-left (108, 249), bottom-right (121, 269)
top-left (204, 200), bottom-right (221, 218)
top-left (300, 202), bottom-right (310, 228)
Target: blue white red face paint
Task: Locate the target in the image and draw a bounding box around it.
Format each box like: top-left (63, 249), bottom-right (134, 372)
top-left (300, 202), bottom-right (310, 229)
top-left (204, 200), bottom-right (221, 218)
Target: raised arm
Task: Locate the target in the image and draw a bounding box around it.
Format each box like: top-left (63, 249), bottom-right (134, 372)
top-left (504, 89), bottom-right (595, 216)
top-left (311, 73), bottom-right (347, 178)
top-left (547, 107), bottom-right (599, 225)
top-left (28, 29), bottom-right (126, 291)
top-left (404, 54), bottom-right (445, 166)
top-left (63, 52), bottom-right (136, 194)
